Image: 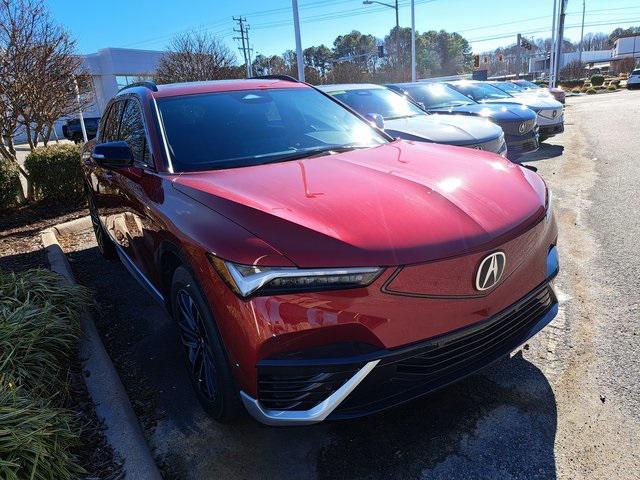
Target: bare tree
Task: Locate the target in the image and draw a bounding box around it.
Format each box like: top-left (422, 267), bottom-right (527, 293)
top-left (0, 0), bottom-right (88, 200)
top-left (155, 31), bottom-right (239, 84)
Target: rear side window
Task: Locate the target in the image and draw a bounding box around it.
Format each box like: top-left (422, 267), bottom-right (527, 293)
top-left (119, 99), bottom-right (150, 166)
top-left (100, 101), bottom-right (124, 142)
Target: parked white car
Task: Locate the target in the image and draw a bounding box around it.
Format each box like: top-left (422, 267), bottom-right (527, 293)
top-left (627, 69), bottom-right (640, 89)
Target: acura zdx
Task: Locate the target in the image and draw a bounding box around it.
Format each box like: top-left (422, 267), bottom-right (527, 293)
top-left (83, 76), bottom-right (559, 426)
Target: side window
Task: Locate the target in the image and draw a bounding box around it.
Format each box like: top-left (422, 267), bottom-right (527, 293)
top-left (101, 101), bottom-right (124, 143)
top-left (119, 99), bottom-right (151, 166)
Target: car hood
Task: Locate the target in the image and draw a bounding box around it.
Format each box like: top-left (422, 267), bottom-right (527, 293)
top-left (428, 103), bottom-right (536, 122)
top-left (172, 141), bottom-right (546, 268)
top-left (482, 96), bottom-right (563, 110)
top-left (383, 114), bottom-right (502, 145)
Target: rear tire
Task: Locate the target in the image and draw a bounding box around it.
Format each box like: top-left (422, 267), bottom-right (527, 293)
top-left (170, 265), bottom-right (241, 423)
top-left (86, 188), bottom-right (117, 260)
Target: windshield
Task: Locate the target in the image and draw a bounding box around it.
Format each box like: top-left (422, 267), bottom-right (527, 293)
top-left (491, 82), bottom-right (525, 94)
top-left (403, 83), bottom-right (476, 108)
top-left (514, 80), bottom-right (540, 90)
top-left (327, 88), bottom-right (425, 120)
top-left (157, 88), bottom-right (387, 172)
top-left (450, 82), bottom-right (513, 101)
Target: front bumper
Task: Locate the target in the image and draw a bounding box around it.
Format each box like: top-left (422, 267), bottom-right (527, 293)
top-left (539, 123), bottom-right (565, 137)
top-left (505, 130), bottom-right (539, 159)
top-left (241, 248), bottom-right (560, 425)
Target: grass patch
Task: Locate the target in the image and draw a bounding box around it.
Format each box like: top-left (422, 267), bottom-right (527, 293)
top-left (0, 269), bottom-right (91, 479)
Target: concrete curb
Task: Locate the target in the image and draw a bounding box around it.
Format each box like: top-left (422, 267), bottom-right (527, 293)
top-left (41, 218), bottom-right (163, 480)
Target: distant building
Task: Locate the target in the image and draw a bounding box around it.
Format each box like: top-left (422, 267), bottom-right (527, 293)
top-left (528, 50), bottom-right (611, 77)
top-left (612, 33), bottom-right (640, 60)
top-left (81, 47), bottom-right (164, 116)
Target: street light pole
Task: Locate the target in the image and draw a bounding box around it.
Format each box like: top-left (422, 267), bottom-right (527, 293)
top-left (291, 0), bottom-right (305, 82)
top-left (411, 0), bottom-right (416, 82)
top-left (578, 0), bottom-right (586, 65)
top-left (362, 0), bottom-right (399, 28)
top-left (73, 77), bottom-right (88, 144)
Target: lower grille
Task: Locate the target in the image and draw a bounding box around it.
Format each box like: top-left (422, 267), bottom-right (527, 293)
top-left (335, 284), bottom-right (555, 416)
top-left (257, 367), bottom-right (360, 411)
top-left (256, 283), bottom-right (556, 415)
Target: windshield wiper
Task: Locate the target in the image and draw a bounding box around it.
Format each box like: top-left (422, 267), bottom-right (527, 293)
top-left (254, 145), bottom-right (372, 165)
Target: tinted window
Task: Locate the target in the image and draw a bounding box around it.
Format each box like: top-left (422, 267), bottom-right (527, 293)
top-left (157, 88), bottom-right (386, 172)
top-left (120, 100), bottom-right (150, 165)
top-left (492, 82), bottom-right (524, 93)
top-left (450, 82), bottom-right (512, 101)
top-left (403, 83), bottom-right (476, 108)
top-left (328, 88), bottom-right (424, 120)
top-left (632, 69), bottom-right (640, 75)
top-left (101, 101), bottom-right (124, 142)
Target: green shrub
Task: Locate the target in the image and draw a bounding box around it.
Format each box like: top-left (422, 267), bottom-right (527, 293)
top-left (24, 144), bottom-right (84, 205)
top-left (559, 79), bottom-right (584, 89)
top-left (586, 87), bottom-right (597, 95)
top-left (590, 74), bottom-right (605, 86)
top-left (0, 269), bottom-right (90, 479)
top-left (0, 388), bottom-right (84, 480)
top-left (571, 87), bottom-right (582, 93)
top-left (606, 84), bottom-right (617, 91)
top-left (0, 160), bottom-right (21, 211)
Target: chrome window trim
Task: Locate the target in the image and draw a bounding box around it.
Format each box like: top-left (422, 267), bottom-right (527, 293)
top-left (240, 359), bottom-right (380, 426)
top-left (152, 96), bottom-right (175, 174)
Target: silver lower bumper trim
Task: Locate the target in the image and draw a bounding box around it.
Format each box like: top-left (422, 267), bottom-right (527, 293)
top-left (240, 359), bottom-right (380, 426)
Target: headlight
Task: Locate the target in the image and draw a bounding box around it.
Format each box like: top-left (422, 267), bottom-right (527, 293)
top-left (209, 255), bottom-right (383, 298)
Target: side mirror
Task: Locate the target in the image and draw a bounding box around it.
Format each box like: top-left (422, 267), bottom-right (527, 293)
top-left (92, 141), bottom-right (133, 169)
top-left (365, 113), bottom-right (385, 130)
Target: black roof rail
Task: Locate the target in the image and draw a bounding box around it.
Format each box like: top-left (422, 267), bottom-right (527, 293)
top-left (251, 74), bottom-right (300, 82)
top-left (118, 81), bottom-right (158, 93)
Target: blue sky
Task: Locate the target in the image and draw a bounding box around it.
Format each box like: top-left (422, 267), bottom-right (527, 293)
top-left (48, 0), bottom-right (640, 58)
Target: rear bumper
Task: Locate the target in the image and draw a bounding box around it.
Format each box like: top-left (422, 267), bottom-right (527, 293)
top-left (241, 248), bottom-right (560, 425)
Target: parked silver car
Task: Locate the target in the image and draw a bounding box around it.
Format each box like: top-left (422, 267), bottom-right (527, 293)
top-left (318, 84), bottom-right (507, 156)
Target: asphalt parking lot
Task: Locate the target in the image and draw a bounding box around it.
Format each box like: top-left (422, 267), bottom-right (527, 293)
top-left (65, 89), bottom-right (640, 480)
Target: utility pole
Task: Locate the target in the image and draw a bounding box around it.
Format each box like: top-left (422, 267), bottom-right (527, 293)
top-left (578, 0), bottom-right (586, 65)
top-left (291, 0), bottom-right (305, 82)
top-left (233, 16), bottom-right (253, 78)
top-left (549, 0), bottom-right (558, 83)
top-left (411, 0), bottom-right (416, 82)
top-left (516, 33), bottom-right (522, 79)
top-left (553, 0), bottom-right (568, 88)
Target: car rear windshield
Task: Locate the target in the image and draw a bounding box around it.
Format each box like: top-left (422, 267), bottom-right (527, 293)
top-left (451, 82), bottom-right (513, 101)
top-left (327, 88), bottom-right (424, 120)
top-left (402, 83), bottom-right (476, 108)
top-left (156, 88), bottom-right (387, 172)
top-left (492, 82), bottom-right (524, 94)
top-left (632, 69), bottom-right (640, 75)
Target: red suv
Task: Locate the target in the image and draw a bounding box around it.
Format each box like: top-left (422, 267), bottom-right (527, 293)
top-left (82, 77), bottom-right (559, 426)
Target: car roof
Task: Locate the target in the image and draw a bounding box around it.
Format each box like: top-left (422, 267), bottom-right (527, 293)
top-left (119, 79), bottom-right (310, 100)
top-left (316, 83), bottom-right (386, 92)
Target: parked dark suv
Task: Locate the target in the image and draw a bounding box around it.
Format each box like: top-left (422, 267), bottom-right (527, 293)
top-left (82, 78), bottom-right (559, 425)
top-left (62, 116), bottom-right (99, 142)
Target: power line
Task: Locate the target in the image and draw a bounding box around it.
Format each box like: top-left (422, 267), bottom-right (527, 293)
top-left (468, 17), bottom-right (640, 44)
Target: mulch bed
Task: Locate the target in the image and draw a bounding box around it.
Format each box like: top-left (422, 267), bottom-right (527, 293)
top-left (0, 201), bottom-right (123, 479)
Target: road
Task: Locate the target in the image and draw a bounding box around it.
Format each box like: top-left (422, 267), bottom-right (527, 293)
top-left (64, 89), bottom-right (640, 480)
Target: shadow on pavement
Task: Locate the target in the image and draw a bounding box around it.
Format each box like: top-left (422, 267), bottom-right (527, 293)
top-left (67, 244), bottom-right (558, 480)
top-left (520, 143), bottom-right (565, 163)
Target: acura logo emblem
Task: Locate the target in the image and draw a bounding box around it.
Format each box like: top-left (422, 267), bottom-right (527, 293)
top-left (552, 110), bottom-right (558, 118)
top-left (518, 122), bottom-right (526, 134)
top-left (475, 252), bottom-right (506, 291)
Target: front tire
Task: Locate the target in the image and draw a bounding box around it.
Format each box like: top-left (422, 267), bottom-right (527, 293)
top-left (170, 265), bottom-right (241, 422)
